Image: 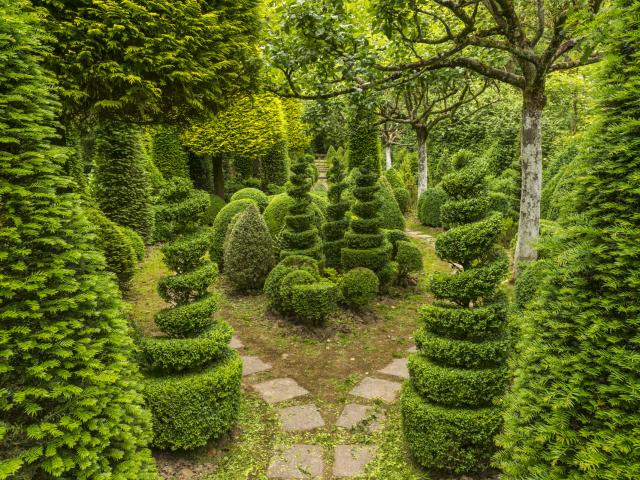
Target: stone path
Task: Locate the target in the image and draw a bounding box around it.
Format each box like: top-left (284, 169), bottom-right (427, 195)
top-left (406, 229), bottom-right (435, 244)
top-left (235, 334), bottom-right (415, 478)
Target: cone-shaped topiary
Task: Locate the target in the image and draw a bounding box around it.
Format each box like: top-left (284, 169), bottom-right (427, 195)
top-left (223, 203), bottom-right (276, 291)
top-left (0, 3), bottom-right (156, 476)
top-left (401, 158), bottom-right (509, 474)
top-left (209, 198), bottom-right (255, 267)
top-left (151, 125), bottom-right (190, 179)
top-left (322, 143), bottom-right (350, 268)
top-left (497, 2), bottom-right (640, 477)
top-left (142, 224), bottom-right (241, 450)
top-left (280, 154), bottom-right (323, 260)
top-left (94, 120), bottom-right (154, 242)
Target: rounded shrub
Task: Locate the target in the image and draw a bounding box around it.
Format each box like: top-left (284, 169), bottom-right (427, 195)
top-left (230, 187), bottom-right (269, 212)
top-left (396, 240), bottom-right (424, 279)
top-left (289, 281), bottom-right (338, 326)
top-left (209, 198), bottom-right (254, 267)
top-left (151, 125), bottom-right (190, 179)
top-left (204, 194), bottom-right (226, 225)
top-left (223, 203), bottom-right (275, 291)
top-left (402, 157), bottom-right (509, 473)
top-left (264, 256), bottom-right (320, 311)
top-left (418, 187), bottom-right (448, 227)
top-left (263, 193), bottom-right (326, 239)
top-left (279, 269), bottom-right (317, 314)
top-left (161, 229), bottom-right (210, 273)
top-left (339, 267), bottom-right (379, 309)
top-left (393, 186), bottom-right (411, 213)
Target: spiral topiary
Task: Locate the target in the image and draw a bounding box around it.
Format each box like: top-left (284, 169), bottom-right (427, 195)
top-left (280, 154), bottom-right (323, 261)
top-left (401, 158), bottom-right (509, 474)
top-left (154, 177), bottom-right (210, 242)
top-left (322, 143), bottom-right (350, 268)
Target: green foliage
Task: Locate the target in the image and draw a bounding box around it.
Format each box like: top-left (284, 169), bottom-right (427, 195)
top-left (0, 3), bottom-right (155, 476)
top-left (154, 177), bottom-right (211, 241)
top-left (339, 267), bottom-right (379, 309)
top-left (497, 3), bottom-right (640, 477)
top-left (230, 187), bottom-right (269, 212)
top-left (151, 125), bottom-right (190, 179)
top-left (122, 226), bottom-right (146, 261)
top-left (282, 98), bottom-right (312, 153)
top-left (262, 140), bottom-right (290, 187)
top-left (384, 229), bottom-right (409, 257)
top-left (385, 167), bottom-right (404, 189)
top-left (323, 142), bottom-right (350, 268)
top-left (347, 100), bottom-right (380, 171)
top-left (280, 154), bottom-right (323, 260)
top-left (205, 194), bottom-right (226, 225)
top-left (513, 260), bottom-right (550, 311)
top-left (94, 120), bottom-right (154, 242)
top-left (223, 204), bottom-right (276, 291)
top-left (393, 186), bottom-right (410, 213)
top-left (264, 193), bottom-right (327, 241)
top-left (154, 294), bottom-right (220, 338)
top-left (264, 256), bottom-right (320, 311)
top-left (396, 240), bottom-right (423, 279)
top-left (158, 263), bottom-right (218, 305)
top-left (209, 199), bottom-right (254, 267)
top-left (161, 230), bottom-right (210, 273)
top-left (90, 208), bottom-right (138, 285)
top-left (378, 175), bottom-right (406, 230)
top-left (34, 0), bottom-right (262, 122)
top-left (143, 352), bottom-right (242, 451)
top-left (288, 281), bottom-right (339, 326)
top-left (402, 157), bottom-right (509, 473)
top-left (418, 187), bottom-right (448, 227)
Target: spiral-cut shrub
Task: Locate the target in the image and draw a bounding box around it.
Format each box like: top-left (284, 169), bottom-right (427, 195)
top-left (342, 168), bottom-right (391, 289)
top-left (322, 143), bottom-right (350, 268)
top-left (223, 203), bottom-right (275, 291)
top-left (263, 193), bottom-right (326, 239)
top-left (154, 177), bottom-right (211, 241)
top-left (401, 157), bottom-right (509, 474)
top-left (230, 187), bottom-right (269, 212)
top-left (418, 187), bottom-right (448, 227)
top-left (142, 223), bottom-right (240, 450)
top-left (280, 154), bottom-right (323, 260)
top-left (0, 4), bottom-right (155, 476)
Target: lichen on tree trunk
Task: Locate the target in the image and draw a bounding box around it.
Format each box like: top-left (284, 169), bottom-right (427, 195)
top-left (385, 143), bottom-right (392, 170)
top-left (417, 127), bottom-right (428, 197)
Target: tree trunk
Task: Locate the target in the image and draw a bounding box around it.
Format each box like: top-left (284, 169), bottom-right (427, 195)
top-left (514, 90), bottom-right (545, 277)
top-left (385, 143), bottom-right (392, 170)
top-left (416, 127), bottom-right (428, 197)
top-left (212, 155), bottom-right (224, 198)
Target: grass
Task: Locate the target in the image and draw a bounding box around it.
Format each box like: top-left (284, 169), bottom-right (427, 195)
top-left (126, 233), bottom-right (459, 479)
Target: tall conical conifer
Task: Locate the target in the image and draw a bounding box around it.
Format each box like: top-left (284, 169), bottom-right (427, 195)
top-left (497, 2), bottom-right (640, 478)
top-left (0, 2), bottom-right (155, 477)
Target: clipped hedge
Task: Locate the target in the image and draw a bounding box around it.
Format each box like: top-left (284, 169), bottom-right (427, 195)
top-left (223, 203), bottom-right (275, 291)
top-left (154, 178), bottom-right (211, 241)
top-left (154, 293), bottom-right (220, 338)
top-left (417, 187), bottom-right (448, 227)
top-left (209, 199), bottom-right (254, 267)
top-left (230, 187), bottom-right (269, 212)
top-left (339, 267), bottom-right (379, 309)
top-left (289, 281), bottom-right (338, 326)
top-left (158, 263), bottom-right (218, 305)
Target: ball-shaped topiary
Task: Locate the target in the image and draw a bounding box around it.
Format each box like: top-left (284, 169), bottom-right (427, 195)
top-left (94, 120), bottom-right (154, 242)
top-left (322, 142), bottom-right (350, 268)
top-left (0, 4), bottom-right (155, 475)
top-left (209, 198), bottom-right (254, 267)
top-left (230, 187), bottom-right (269, 212)
top-left (280, 154), bottom-right (323, 261)
top-left (401, 158), bottom-right (509, 474)
top-left (339, 267), bottom-right (379, 309)
top-left (151, 125), bottom-right (190, 179)
top-left (417, 187), bottom-right (448, 227)
top-left (223, 203), bottom-right (275, 291)
top-left (396, 240), bottom-right (424, 280)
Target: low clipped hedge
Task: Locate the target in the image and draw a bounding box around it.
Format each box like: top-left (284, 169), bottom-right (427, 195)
top-left (209, 199), bottom-right (254, 266)
top-left (139, 321), bottom-right (232, 372)
top-left (158, 263), bottom-right (218, 305)
top-left (143, 351), bottom-right (242, 450)
top-left (339, 267), bottom-right (379, 309)
top-left (290, 281), bottom-right (339, 326)
top-left (230, 187), bottom-right (269, 212)
top-left (418, 187), bottom-right (448, 227)
top-left (401, 382), bottom-right (501, 474)
top-left (396, 240), bottom-right (424, 278)
top-left (154, 293), bottom-right (219, 338)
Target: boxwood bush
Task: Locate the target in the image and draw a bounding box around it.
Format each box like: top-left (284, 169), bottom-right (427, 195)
top-left (396, 240), bottom-right (424, 280)
top-left (417, 187), bottom-right (448, 227)
top-left (339, 267), bottom-right (379, 309)
top-left (91, 208), bottom-right (138, 285)
top-left (230, 187), bottom-right (269, 212)
top-left (264, 256), bottom-right (320, 311)
top-left (154, 178), bottom-right (211, 241)
top-left (209, 198), bottom-right (254, 267)
top-left (322, 143), bottom-right (350, 268)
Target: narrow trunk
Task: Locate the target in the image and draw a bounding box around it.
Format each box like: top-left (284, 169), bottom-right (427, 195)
top-left (213, 155), bottom-right (224, 198)
top-left (514, 90), bottom-right (545, 276)
top-left (385, 143), bottom-right (393, 170)
top-left (416, 127), bottom-right (428, 197)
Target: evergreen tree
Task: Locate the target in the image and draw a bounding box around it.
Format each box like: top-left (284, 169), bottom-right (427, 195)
top-left (280, 154), bottom-right (323, 260)
top-left (151, 125), bottom-right (190, 179)
top-left (94, 121), bottom-right (154, 242)
top-left (497, 2), bottom-right (640, 478)
top-left (347, 101), bottom-right (381, 172)
top-left (0, 2), bottom-right (155, 477)
top-left (323, 146), bottom-right (350, 268)
top-left (401, 159), bottom-right (510, 473)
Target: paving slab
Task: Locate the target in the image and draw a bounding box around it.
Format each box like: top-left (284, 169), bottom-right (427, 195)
top-left (378, 358), bottom-right (409, 379)
top-left (350, 377), bottom-right (401, 403)
top-left (279, 404), bottom-right (325, 432)
top-left (253, 378), bottom-right (309, 404)
top-left (407, 345), bottom-right (417, 353)
top-left (333, 445), bottom-right (377, 478)
top-left (336, 404), bottom-right (385, 432)
top-left (242, 356), bottom-right (272, 377)
top-left (267, 444), bottom-right (324, 479)
top-left (230, 336), bottom-right (244, 349)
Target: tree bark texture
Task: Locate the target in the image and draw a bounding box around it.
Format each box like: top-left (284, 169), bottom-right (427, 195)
top-left (385, 143), bottom-right (392, 170)
top-left (416, 127), bottom-right (428, 197)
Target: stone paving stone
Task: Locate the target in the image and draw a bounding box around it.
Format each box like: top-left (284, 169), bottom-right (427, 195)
top-left (279, 404), bottom-right (325, 432)
top-left (242, 355), bottom-right (272, 377)
top-left (378, 358), bottom-right (409, 379)
top-left (267, 444), bottom-right (324, 479)
top-left (407, 345), bottom-right (417, 353)
top-left (336, 404), bottom-right (385, 432)
top-left (333, 445), bottom-right (377, 478)
top-left (350, 377), bottom-right (401, 403)
top-left (230, 336), bottom-right (244, 349)
top-left (253, 378), bottom-right (309, 404)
